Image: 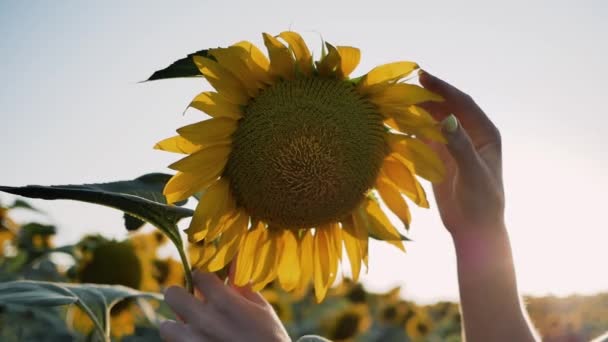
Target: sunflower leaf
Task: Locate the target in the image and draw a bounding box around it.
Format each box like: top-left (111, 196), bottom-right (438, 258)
top-left (0, 280), bottom-right (163, 340)
top-left (146, 49), bottom-right (215, 81)
top-left (0, 174), bottom-right (192, 241)
top-left (0, 175), bottom-right (195, 294)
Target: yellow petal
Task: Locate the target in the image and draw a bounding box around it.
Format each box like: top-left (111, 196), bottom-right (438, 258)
top-left (382, 155), bottom-right (429, 208)
top-left (328, 223), bottom-right (343, 260)
top-left (192, 56), bottom-right (249, 105)
top-left (278, 31), bottom-right (313, 76)
top-left (336, 46), bottom-right (361, 78)
top-left (341, 219), bottom-right (363, 281)
top-left (177, 118), bottom-right (237, 146)
top-left (297, 229), bottom-right (314, 292)
top-left (251, 230), bottom-right (280, 291)
top-left (361, 198), bottom-right (405, 252)
top-left (164, 171), bottom-right (221, 204)
top-left (168, 143), bottom-right (231, 172)
top-left (359, 61), bottom-right (419, 93)
top-left (154, 135), bottom-right (201, 154)
top-left (185, 178), bottom-right (235, 242)
top-left (316, 42), bottom-right (341, 77)
top-left (376, 172), bottom-right (412, 228)
top-left (313, 229), bottom-right (331, 302)
top-left (191, 243), bottom-right (217, 270)
top-left (234, 222), bottom-right (265, 286)
top-left (189, 92), bottom-right (243, 119)
top-left (207, 210), bottom-right (249, 272)
top-left (351, 210), bottom-right (369, 267)
top-left (318, 224), bottom-right (341, 288)
top-left (384, 106), bottom-right (446, 143)
top-left (232, 41), bottom-right (272, 84)
top-left (369, 83), bottom-right (443, 107)
top-left (210, 47), bottom-right (262, 97)
top-left (277, 230), bottom-right (301, 291)
top-left (387, 133), bottom-right (445, 183)
top-left (262, 33), bottom-right (295, 80)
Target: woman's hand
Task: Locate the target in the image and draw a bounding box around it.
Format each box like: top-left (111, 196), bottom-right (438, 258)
top-left (419, 70), bottom-right (505, 238)
top-left (419, 71), bottom-right (538, 342)
top-left (160, 271), bottom-right (290, 342)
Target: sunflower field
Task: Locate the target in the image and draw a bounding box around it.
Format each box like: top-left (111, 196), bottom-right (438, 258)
top-left (2, 28), bottom-right (608, 342)
top-left (1, 199), bottom-right (608, 342)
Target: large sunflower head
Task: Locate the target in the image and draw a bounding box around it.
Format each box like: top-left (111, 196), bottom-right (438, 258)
top-left (156, 31), bottom-right (445, 301)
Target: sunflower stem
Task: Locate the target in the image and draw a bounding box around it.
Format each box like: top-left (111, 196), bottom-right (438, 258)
top-left (176, 243), bottom-right (194, 294)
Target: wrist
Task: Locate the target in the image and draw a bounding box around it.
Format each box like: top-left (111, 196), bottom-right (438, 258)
top-left (451, 222), bottom-right (508, 257)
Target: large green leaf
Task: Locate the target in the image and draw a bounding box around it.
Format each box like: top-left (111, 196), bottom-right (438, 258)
top-left (0, 280), bottom-right (162, 341)
top-left (0, 174), bottom-right (196, 294)
top-left (0, 174), bottom-right (193, 243)
top-left (146, 49), bottom-right (213, 81)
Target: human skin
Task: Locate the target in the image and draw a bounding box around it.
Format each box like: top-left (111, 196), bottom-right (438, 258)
top-left (419, 70), bottom-right (538, 342)
top-left (160, 73), bottom-right (539, 342)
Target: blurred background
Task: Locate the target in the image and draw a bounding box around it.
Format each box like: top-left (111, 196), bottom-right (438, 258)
top-left (1, 1), bottom-right (607, 341)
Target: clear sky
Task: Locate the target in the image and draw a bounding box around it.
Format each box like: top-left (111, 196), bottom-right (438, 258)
top-left (1, 1), bottom-right (607, 303)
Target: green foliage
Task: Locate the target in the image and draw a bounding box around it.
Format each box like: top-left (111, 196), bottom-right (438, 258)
top-left (0, 173), bottom-right (195, 292)
top-left (145, 49), bottom-right (212, 81)
top-left (0, 280), bottom-right (161, 341)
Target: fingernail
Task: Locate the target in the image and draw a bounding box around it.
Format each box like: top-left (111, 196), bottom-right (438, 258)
top-left (442, 114), bottom-right (458, 133)
top-left (417, 69), bottom-right (425, 76)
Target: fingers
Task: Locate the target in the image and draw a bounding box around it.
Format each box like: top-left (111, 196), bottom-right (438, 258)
top-left (159, 320), bottom-right (201, 342)
top-left (441, 115), bottom-right (487, 186)
top-left (192, 271), bottom-right (246, 308)
top-left (164, 286), bottom-right (205, 322)
top-left (418, 71), bottom-right (500, 151)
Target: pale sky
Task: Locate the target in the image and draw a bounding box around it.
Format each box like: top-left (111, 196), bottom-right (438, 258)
top-left (1, 1), bottom-right (607, 303)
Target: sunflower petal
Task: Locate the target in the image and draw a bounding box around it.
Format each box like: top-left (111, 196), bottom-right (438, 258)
top-left (336, 46), bottom-right (361, 78)
top-left (313, 229), bottom-right (331, 302)
top-left (234, 222), bottom-right (265, 286)
top-left (262, 33), bottom-right (295, 80)
top-left (376, 172), bottom-right (412, 228)
top-left (279, 31), bottom-right (313, 76)
top-left (359, 61), bottom-right (419, 93)
top-left (277, 230), bottom-right (301, 291)
top-left (251, 230), bottom-right (280, 291)
top-left (317, 43), bottom-right (341, 77)
top-left (192, 243), bottom-right (217, 270)
top-left (369, 83), bottom-right (443, 107)
top-left (351, 210), bottom-right (370, 267)
top-left (232, 41), bottom-right (272, 84)
top-left (328, 222), bottom-right (343, 260)
top-left (189, 92), bottom-right (243, 119)
top-left (297, 229), bottom-right (314, 292)
top-left (210, 47), bottom-right (263, 97)
top-left (154, 135), bottom-right (201, 154)
top-left (185, 178), bottom-right (235, 242)
top-left (340, 219), bottom-right (362, 281)
top-left (382, 155), bottom-right (429, 208)
top-left (384, 107), bottom-right (446, 143)
top-left (192, 56), bottom-right (249, 105)
top-left (177, 118), bottom-right (237, 146)
top-left (168, 143), bottom-right (231, 172)
top-left (387, 133), bottom-right (445, 182)
top-left (164, 170), bottom-right (221, 204)
top-left (207, 210), bottom-right (249, 272)
top-left (361, 198), bottom-right (405, 251)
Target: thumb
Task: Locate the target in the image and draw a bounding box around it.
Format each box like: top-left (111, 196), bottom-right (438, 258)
top-left (441, 114), bottom-right (485, 184)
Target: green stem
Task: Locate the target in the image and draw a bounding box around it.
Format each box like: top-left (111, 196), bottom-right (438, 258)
top-left (176, 241), bottom-right (194, 294)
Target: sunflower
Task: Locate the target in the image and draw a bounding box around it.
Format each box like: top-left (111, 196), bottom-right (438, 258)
top-left (156, 31), bottom-right (445, 301)
top-left (321, 303), bottom-right (372, 342)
